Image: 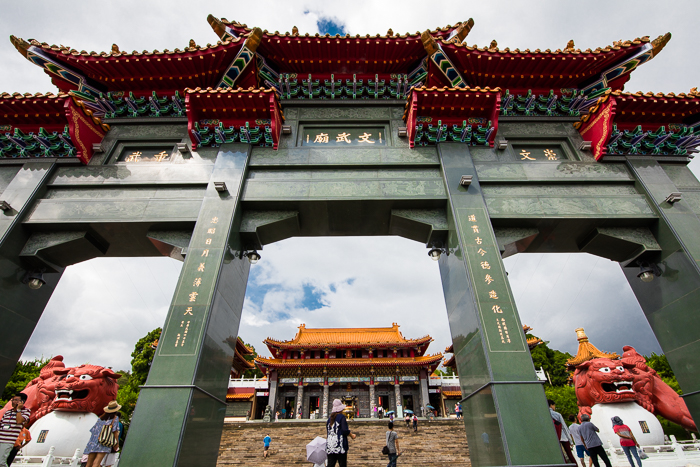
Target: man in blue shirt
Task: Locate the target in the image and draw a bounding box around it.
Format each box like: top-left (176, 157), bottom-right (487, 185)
top-left (263, 434), bottom-right (271, 458)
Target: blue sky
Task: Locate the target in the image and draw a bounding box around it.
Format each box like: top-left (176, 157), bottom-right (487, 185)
top-left (3, 0), bottom-right (698, 370)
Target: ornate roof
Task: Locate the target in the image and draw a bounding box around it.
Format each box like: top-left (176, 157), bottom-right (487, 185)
top-left (207, 16), bottom-right (472, 75)
top-left (442, 390), bottom-right (462, 398)
top-left (566, 328), bottom-right (619, 367)
top-left (263, 323), bottom-right (433, 350)
top-left (438, 34), bottom-right (669, 91)
top-left (10, 35), bottom-right (253, 93)
top-left (254, 354), bottom-right (443, 369)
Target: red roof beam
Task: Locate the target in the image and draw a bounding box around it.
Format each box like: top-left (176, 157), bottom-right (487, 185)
top-left (405, 87), bottom-right (501, 148)
top-left (185, 87), bottom-right (283, 150)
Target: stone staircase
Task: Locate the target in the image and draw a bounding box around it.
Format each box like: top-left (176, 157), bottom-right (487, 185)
top-left (217, 418), bottom-right (471, 466)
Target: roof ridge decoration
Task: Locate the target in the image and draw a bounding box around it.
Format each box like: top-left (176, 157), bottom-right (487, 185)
top-left (566, 328), bottom-right (619, 368)
top-left (438, 35), bottom-right (652, 55)
top-left (210, 17), bottom-right (470, 39)
top-left (17, 36), bottom-right (240, 58)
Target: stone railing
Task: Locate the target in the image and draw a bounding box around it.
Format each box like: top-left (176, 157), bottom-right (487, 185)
top-left (603, 435), bottom-right (700, 467)
top-left (12, 447), bottom-right (120, 467)
top-left (228, 375), bottom-right (269, 389)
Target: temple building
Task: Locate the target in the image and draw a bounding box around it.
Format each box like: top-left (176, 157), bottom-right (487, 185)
top-left (254, 324), bottom-right (443, 418)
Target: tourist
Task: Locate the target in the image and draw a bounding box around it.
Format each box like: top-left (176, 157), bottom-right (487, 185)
top-left (548, 399), bottom-right (576, 464)
top-left (612, 416), bottom-right (642, 467)
top-left (326, 399), bottom-right (356, 467)
top-left (412, 414), bottom-right (418, 433)
top-left (100, 414), bottom-right (123, 467)
top-left (0, 393), bottom-right (30, 467)
top-left (386, 421), bottom-right (401, 467)
top-left (568, 414), bottom-right (592, 467)
top-left (263, 433), bottom-right (271, 458)
top-left (579, 414), bottom-right (612, 467)
top-left (404, 413), bottom-right (410, 429)
top-left (455, 403), bottom-right (462, 419)
top-left (275, 410), bottom-right (280, 422)
top-left (5, 418), bottom-right (31, 466)
top-left (373, 406), bottom-right (378, 418)
top-left (83, 401), bottom-right (121, 467)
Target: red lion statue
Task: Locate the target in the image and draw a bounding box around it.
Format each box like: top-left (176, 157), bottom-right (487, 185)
top-left (0, 356), bottom-right (120, 427)
top-left (573, 346), bottom-right (696, 432)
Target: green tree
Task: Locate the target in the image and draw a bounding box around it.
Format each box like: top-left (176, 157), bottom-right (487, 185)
top-left (528, 337), bottom-right (573, 387)
top-left (545, 385), bottom-right (579, 422)
top-left (116, 328), bottom-right (161, 431)
top-left (645, 353), bottom-right (682, 394)
top-left (0, 357), bottom-right (51, 407)
top-left (240, 341), bottom-right (264, 379)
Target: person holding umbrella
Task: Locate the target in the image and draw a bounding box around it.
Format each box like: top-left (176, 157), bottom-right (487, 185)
top-left (326, 399), bottom-right (356, 467)
top-left (306, 436), bottom-right (327, 467)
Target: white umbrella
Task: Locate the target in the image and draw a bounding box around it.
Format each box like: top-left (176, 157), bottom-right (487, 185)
top-left (306, 436), bottom-right (327, 465)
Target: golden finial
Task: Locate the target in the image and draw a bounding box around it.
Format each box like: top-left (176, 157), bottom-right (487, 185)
top-left (490, 40), bottom-right (498, 49)
top-left (387, 28), bottom-right (393, 37)
top-left (691, 87), bottom-right (699, 96)
top-left (189, 39), bottom-right (196, 49)
top-left (651, 32), bottom-right (671, 56)
top-left (111, 44), bottom-right (120, 53)
top-left (566, 327), bottom-right (619, 367)
top-left (292, 26), bottom-right (299, 35)
top-left (566, 40), bottom-right (575, 50)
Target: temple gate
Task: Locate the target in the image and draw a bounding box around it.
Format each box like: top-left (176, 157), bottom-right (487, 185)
top-left (1, 15), bottom-right (699, 467)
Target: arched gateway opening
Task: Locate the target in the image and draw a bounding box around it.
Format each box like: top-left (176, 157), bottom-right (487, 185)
top-left (2, 15), bottom-right (698, 467)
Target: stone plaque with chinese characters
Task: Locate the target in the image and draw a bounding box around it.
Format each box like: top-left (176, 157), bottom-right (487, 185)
top-left (302, 128), bottom-right (387, 147)
top-left (460, 207), bottom-right (527, 353)
top-left (513, 146), bottom-right (563, 162)
top-left (119, 148), bottom-right (172, 162)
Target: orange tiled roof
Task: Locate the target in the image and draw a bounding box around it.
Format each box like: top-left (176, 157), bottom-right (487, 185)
top-left (255, 354), bottom-right (443, 368)
top-left (442, 390), bottom-right (462, 398)
top-left (443, 355), bottom-right (456, 368)
top-left (226, 393), bottom-right (254, 401)
top-left (264, 323), bottom-right (433, 349)
top-left (566, 328), bottom-right (619, 367)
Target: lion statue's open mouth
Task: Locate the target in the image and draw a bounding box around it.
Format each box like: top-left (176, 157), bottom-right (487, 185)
top-left (600, 381), bottom-right (634, 394)
top-left (54, 389), bottom-right (90, 402)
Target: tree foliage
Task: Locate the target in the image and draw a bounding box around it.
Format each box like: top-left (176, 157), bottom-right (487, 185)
top-left (0, 357), bottom-right (51, 407)
top-left (116, 328), bottom-right (161, 431)
top-left (240, 341), bottom-right (264, 379)
top-left (528, 337), bottom-right (573, 387)
top-left (545, 385), bottom-right (579, 422)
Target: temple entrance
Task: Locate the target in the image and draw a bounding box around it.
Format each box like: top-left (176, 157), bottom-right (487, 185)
top-left (283, 397), bottom-right (295, 419)
top-left (308, 396), bottom-right (320, 419)
top-left (402, 395), bottom-right (415, 413)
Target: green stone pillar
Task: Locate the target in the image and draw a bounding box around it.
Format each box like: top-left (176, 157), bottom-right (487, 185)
top-left (0, 161), bottom-right (63, 392)
top-left (622, 159), bottom-right (700, 424)
top-left (437, 143), bottom-right (564, 467)
top-left (120, 145), bottom-right (252, 467)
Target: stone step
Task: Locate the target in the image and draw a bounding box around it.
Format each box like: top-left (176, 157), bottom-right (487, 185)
top-left (217, 419), bottom-right (471, 466)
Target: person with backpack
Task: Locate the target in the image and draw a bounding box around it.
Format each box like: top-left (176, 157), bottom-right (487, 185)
top-left (385, 422), bottom-right (401, 467)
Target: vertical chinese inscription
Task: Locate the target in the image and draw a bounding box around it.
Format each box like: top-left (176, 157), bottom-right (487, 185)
top-left (461, 208), bottom-right (525, 352)
top-left (160, 215), bottom-right (222, 356)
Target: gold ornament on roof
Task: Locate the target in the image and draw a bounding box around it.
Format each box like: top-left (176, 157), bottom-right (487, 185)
top-left (111, 44), bottom-right (120, 53)
top-left (292, 26), bottom-right (299, 35)
top-left (565, 40), bottom-right (575, 51)
top-left (566, 327), bottom-right (619, 368)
